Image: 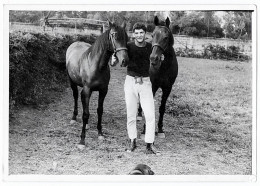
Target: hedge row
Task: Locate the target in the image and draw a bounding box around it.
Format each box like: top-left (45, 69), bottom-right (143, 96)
top-left (175, 44), bottom-right (250, 61)
top-left (9, 31), bottom-right (96, 110)
top-left (10, 30), bottom-right (250, 112)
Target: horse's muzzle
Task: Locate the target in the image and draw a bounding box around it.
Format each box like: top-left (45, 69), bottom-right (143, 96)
top-left (121, 59), bottom-right (127, 67)
top-left (150, 55), bottom-right (160, 64)
top-left (150, 58), bottom-right (161, 72)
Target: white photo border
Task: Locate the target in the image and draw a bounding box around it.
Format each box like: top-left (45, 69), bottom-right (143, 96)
top-left (1, 0), bottom-right (259, 185)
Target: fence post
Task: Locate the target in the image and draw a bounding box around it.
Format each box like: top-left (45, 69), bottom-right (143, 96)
top-left (190, 37), bottom-right (193, 49)
top-left (225, 40), bottom-right (228, 50)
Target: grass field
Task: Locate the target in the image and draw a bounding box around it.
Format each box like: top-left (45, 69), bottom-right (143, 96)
top-left (9, 55), bottom-right (252, 176)
top-left (166, 57), bottom-right (252, 174)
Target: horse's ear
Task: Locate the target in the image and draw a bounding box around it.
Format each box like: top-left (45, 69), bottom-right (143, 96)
top-left (165, 17), bottom-right (170, 28)
top-left (154, 16), bottom-right (159, 26)
top-left (121, 21), bottom-right (126, 29)
top-left (108, 20), bottom-right (114, 28)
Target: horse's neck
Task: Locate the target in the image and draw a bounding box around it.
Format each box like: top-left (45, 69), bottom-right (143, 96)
top-left (98, 50), bottom-right (112, 70)
top-left (89, 33), bottom-right (112, 70)
top-left (161, 47), bottom-right (174, 69)
top-left (163, 46), bottom-right (174, 59)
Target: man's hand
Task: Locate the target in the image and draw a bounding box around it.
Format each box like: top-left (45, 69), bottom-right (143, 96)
top-left (111, 53), bottom-right (118, 66)
top-left (160, 54), bottom-right (165, 61)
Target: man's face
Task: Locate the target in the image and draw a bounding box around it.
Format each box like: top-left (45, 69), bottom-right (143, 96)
top-left (133, 29), bottom-right (146, 43)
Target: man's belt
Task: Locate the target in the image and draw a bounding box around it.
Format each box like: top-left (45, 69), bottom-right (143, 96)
top-left (135, 76), bottom-right (143, 84)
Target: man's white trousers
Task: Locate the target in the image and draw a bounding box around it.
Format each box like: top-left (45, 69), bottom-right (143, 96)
top-left (124, 75), bottom-right (155, 143)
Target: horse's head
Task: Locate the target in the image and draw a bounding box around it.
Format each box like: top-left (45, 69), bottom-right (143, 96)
top-left (150, 16), bottom-right (173, 71)
top-left (108, 21), bottom-right (129, 67)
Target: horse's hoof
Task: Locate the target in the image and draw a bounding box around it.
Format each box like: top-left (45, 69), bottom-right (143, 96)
top-left (77, 144), bottom-right (85, 150)
top-left (98, 135), bottom-right (105, 141)
top-left (140, 134), bottom-right (145, 141)
top-left (70, 120), bottom-right (76, 124)
top-left (86, 124), bottom-right (90, 130)
top-left (157, 132), bottom-right (165, 138)
top-left (137, 116), bottom-right (142, 121)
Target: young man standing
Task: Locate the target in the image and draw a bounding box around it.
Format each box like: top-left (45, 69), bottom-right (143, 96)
top-left (123, 23), bottom-right (159, 155)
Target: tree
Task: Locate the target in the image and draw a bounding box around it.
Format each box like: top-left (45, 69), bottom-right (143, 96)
top-left (169, 11), bottom-right (185, 34)
top-left (223, 11), bottom-right (252, 39)
top-left (93, 12), bottom-right (102, 20)
top-left (10, 11), bottom-right (42, 23)
top-left (86, 13), bottom-right (94, 19)
top-left (124, 11), bottom-right (150, 31)
top-left (173, 11), bottom-right (224, 38)
top-left (203, 11), bottom-right (214, 37)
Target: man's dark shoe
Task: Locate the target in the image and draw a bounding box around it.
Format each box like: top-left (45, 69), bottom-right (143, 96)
top-left (145, 143), bottom-right (161, 155)
top-left (126, 139), bottom-right (137, 152)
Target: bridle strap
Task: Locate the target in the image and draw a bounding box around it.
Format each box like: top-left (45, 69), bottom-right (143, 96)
top-left (109, 31), bottom-right (128, 54)
top-left (152, 26), bottom-right (171, 52)
top-left (114, 47), bottom-right (128, 53)
top-left (152, 43), bottom-right (166, 52)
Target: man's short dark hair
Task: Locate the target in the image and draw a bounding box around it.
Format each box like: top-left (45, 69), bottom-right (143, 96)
top-left (132, 22), bottom-right (147, 32)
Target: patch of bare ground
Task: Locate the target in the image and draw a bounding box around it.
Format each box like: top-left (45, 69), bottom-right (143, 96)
top-left (9, 58), bottom-right (252, 175)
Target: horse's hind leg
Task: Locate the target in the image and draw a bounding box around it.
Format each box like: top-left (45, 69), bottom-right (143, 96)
top-left (79, 87), bottom-right (92, 145)
top-left (158, 87), bottom-right (171, 138)
top-left (97, 87), bottom-right (108, 140)
top-left (70, 80), bottom-right (78, 124)
top-left (137, 103), bottom-right (143, 121)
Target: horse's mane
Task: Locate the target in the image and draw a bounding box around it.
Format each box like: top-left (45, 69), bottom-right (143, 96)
top-left (87, 25), bottom-right (127, 69)
top-left (91, 25), bottom-right (127, 54)
top-left (168, 31), bottom-right (174, 47)
top-left (91, 29), bottom-right (111, 55)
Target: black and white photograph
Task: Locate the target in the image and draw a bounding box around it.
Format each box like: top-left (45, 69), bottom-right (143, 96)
top-left (1, 0), bottom-right (259, 185)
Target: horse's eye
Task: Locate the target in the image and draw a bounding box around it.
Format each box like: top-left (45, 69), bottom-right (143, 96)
top-left (112, 33), bottom-right (118, 40)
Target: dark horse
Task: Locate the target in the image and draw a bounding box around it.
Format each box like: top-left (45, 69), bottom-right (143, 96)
top-left (66, 21), bottom-right (129, 148)
top-left (139, 16), bottom-right (178, 138)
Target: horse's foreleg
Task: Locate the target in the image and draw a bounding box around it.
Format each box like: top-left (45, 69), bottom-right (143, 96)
top-left (97, 88), bottom-right (108, 140)
top-left (70, 81), bottom-right (78, 124)
top-left (80, 87), bottom-right (92, 145)
top-left (158, 88), bottom-right (171, 137)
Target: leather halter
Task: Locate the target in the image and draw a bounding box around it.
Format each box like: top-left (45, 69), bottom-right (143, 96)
top-left (152, 26), bottom-right (171, 52)
top-left (152, 43), bottom-right (166, 52)
top-left (109, 31), bottom-right (128, 53)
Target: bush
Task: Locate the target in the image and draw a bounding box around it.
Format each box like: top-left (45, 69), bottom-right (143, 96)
top-left (175, 44), bottom-right (250, 61)
top-left (9, 31), bottom-right (96, 111)
top-left (175, 47), bottom-right (203, 58)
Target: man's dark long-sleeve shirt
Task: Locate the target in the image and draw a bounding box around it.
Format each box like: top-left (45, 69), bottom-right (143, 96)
top-left (127, 41), bottom-right (152, 77)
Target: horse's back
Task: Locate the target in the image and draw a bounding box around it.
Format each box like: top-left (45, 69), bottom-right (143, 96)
top-left (66, 42), bottom-right (91, 85)
top-left (66, 41), bottom-right (91, 66)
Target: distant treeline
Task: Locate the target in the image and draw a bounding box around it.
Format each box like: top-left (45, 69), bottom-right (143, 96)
top-left (10, 10), bottom-right (252, 39)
